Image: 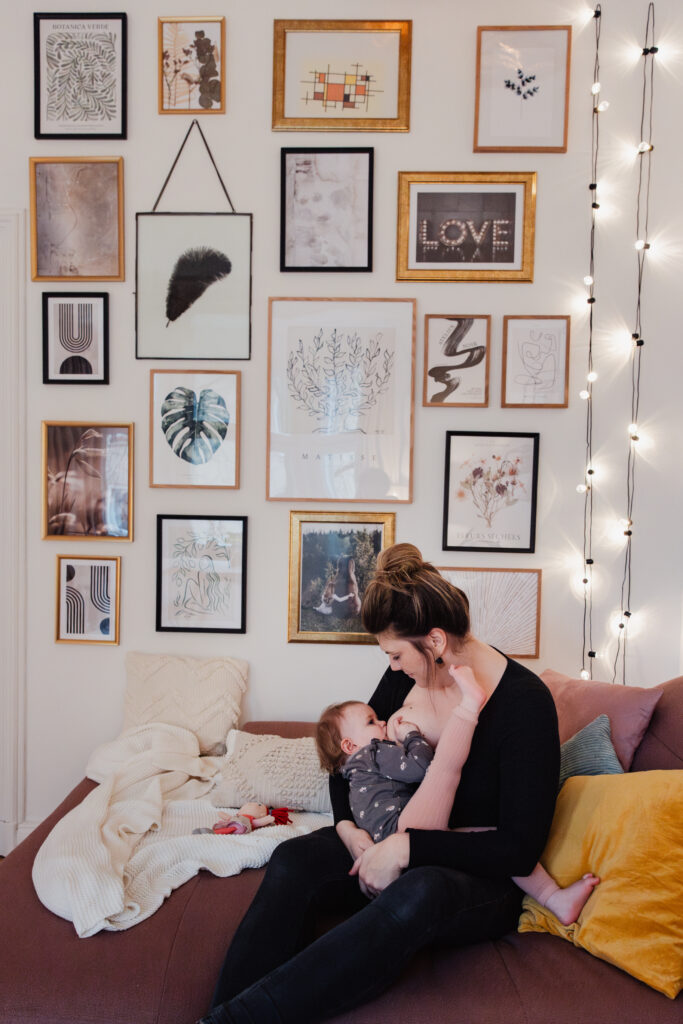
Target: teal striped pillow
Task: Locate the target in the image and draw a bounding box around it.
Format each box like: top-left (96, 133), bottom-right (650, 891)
top-left (558, 714), bottom-right (624, 790)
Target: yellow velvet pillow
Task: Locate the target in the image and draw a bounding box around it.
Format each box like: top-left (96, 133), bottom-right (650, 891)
top-left (518, 771), bottom-right (683, 999)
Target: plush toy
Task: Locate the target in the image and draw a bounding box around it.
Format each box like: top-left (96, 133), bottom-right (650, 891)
top-left (192, 802), bottom-right (291, 836)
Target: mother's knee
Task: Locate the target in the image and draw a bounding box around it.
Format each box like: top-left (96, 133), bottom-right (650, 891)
top-left (379, 866), bottom-right (452, 926)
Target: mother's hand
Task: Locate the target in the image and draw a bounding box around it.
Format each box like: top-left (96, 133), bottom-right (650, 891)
top-left (349, 833), bottom-right (410, 898)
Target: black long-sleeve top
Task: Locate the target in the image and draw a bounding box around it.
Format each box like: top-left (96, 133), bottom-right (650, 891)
top-left (329, 657), bottom-right (560, 879)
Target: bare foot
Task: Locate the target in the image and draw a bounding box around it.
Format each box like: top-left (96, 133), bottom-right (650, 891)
top-left (447, 664), bottom-right (487, 717)
top-left (545, 873), bottom-right (600, 925)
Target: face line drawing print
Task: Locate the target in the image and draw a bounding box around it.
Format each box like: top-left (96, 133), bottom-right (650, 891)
top-left (513, 327), bottom-right (559, 400)
top-left (171, 533), bottom-right (232, 619)
top-left (300, 63), bottom-right (382, 112)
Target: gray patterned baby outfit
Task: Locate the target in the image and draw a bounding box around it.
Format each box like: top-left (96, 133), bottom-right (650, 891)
top-left (341, 732), bottom-right (435, 842)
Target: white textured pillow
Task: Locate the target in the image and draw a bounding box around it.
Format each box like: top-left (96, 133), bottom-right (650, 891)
top-left (124, 652), bottom-right (247, 755)
top-left (212, 730), bottom-right (332, 814)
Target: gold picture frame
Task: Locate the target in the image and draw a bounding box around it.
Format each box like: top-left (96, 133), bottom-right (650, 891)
top-left (396, 171), bottom-right (536, 282)
top-left (501, 315), bottom-right (570, 408)
top-left (56, 554), bottom-right (121, 645)
top-left (42, 422), bottom-right (134, 540)
top-left (288, 510), bottom-right (395, 644)
top-left (30, 156), bottom-right (124, 281)
top-left (158, 16), bottom-right (226, 114)
top-left (272, 19), bottom-right (411, 131)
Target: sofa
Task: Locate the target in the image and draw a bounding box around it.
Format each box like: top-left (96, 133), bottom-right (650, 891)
top-left (1, 672), bottom-right (681, 1024)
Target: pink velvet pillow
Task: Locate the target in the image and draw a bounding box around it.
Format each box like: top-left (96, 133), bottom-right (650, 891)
top-left (540, 669), bottom-right (662, 770)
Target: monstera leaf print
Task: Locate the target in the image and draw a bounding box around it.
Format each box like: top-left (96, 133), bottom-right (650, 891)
top-left (161, 387), bottom-right (229, 464)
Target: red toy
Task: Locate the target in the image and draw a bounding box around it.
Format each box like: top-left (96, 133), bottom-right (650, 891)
top-left (211, 802), bottom-right (291, 835)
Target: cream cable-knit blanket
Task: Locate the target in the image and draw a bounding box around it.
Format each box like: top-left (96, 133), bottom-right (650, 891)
top-left (32, 723), bottom-right (331, 937)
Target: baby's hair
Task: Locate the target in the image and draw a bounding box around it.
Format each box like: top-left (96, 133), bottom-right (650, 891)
top-left (315, 700), bottom-right (363, 775)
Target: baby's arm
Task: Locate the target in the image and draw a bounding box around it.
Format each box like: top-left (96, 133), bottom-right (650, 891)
top-left (371, 733), bottom-right (434, 784)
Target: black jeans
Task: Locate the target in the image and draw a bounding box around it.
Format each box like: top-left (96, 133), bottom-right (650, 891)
top-left (204, 826), bottom-right (522, 1024)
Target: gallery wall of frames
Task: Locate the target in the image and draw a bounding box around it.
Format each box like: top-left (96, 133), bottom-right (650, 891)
top-left (3, 0), bottom-right (681, 829)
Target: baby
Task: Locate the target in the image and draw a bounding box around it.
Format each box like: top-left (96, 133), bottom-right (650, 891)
top-left (316, 667), bottom-right (599, 926)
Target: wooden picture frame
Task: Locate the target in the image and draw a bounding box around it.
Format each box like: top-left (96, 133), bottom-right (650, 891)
top-left (56, 554), bottom-right (121, 645)
top-left (42, 292), bottom-right (109, 384)
top-left (30, 157), bottom-right (124, 281)
top-left (267, 297), bottom-right (416, 502)
top-left (397, 171), bottom-right (536, 282)
top-left (502, 315), bottom-right (570, 408)
top-left (288, 510), bottom-right (395, 644)
top-left (280, 147), bottom-right (374, 271)
top-left (156, 514), bottom-right (247, 633)
top-left (149, 369), bottom-right (241, 488)
top-left (34, 12), bottom-right (127, 139)
top-left (423, 314), bottom-right (490, 407)
top-left (42, 422), bottom-right (133, 540)
top-left (438, 566), bottom-right (541, 658)
top-left (474, 25), bottom-right (572, 153)
top-left (272, 19), bottom-right (411, 131)
top-left (159, 16), bottom-right (226, 114)
top-left (443, 430), bottom-right (539, 553)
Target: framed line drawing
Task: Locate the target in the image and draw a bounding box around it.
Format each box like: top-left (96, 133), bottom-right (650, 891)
top-left (150, 369), bottom-right (240, 488)
top-left (42, 422), bottom-right (133, 540)
top-left (136, 212), bottom-right (252, 360)
top-left (396, 171), bottom-right (536, 282)
top-left (443, 431), bottom-right (539, 553)
top-left (159, 16), bottom-right (225, 114)
top-left (288, 510), bottom-right (395, 644)
top-left (30, 157), bottom-right (124, 281)
top-left (474, 26), bottom-right (572, 153)
top-left (56, 554), bottom-right (121, 645)
top-left (502, 315), bottom-right (570, 408)
top-left (423, 314), bottom-right (490, 407)
top-left (281, 147), bottom-right (373, 272)
top-left (438, 566), bottom-right (541, 658)
top-left (42, 292), bottom-right (109, 384)
top-left (156, 515), bottom-right (247, 634)
top-left (272, 19), bottom-right (412, 131)
top-left (34, 12), bottom-right (127, 139)
top-left (268, 297), bottom-right (416, 502)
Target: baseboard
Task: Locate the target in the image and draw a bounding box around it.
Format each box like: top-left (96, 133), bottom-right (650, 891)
top-left (10, 819), bottom-right (39, 852)
top-left (0, 819), bottom-right (18, 856)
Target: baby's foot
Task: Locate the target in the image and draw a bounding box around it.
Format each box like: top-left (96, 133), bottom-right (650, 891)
top-left (448, 664), bottom-right (487, 718)
top-left (545, 873), bottom-right (600, 925)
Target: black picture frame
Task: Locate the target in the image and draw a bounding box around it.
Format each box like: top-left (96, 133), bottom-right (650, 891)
top-left (156, 514), bottom-right (248, 634)
top-left (42, 292), bottom-right (109, 384)
top-left (34, 12), bottom-right (128, 140)
top-left (280, 148), bottom-right (374, 272)
top-left (443, 431), bottom-right (539, 553)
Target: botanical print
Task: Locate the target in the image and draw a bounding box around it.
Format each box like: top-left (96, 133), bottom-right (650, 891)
top-left (43, 424), bottom-right (131, 539)
top-left (503, 317), bottom-right (568, 407)
top-left (299, 522), bottom-right (384, 635)
top-left (438, 567), bottom-right (540, 658)
top-left (166, 248), bottom-right (232, 323)
top-left (43, 294), bottom-right (108, 383)
top-left (161, 19), bottom-right (223, 112)
top-left (414, 189), bottom-right (518, 266)
top-left (424, 316), bottom-right (489, 406)
top-left (58, 557), bottom-right (119, 643)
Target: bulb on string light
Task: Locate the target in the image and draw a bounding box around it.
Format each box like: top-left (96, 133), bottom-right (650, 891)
top-left (583, 275), bottom-right (594, 286)
top-left (587, 371), bottom-right (598, 382)
top-left (597, 100), bottom-right (610, 112)
top-left (579, 389), bottom-right (590, 400)
top-left (635, 239), bottom-right (650, 251)
top-left (576, 483), bottom-right (588, 494)
top-left (637, 141), bottom-right (653, 153)
top-left (628, 422), bottom-right (638, 436)
top-left (580, 669), bottom-right (590, 680)
top-left (591, 82), bottom-right (601, 94)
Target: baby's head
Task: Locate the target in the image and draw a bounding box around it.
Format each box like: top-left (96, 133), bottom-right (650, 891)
top-left (316, 701), bottom-right (387, 774)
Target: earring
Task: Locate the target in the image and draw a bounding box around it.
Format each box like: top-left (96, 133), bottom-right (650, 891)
top-left (435, 656), bottom-right (444, 665)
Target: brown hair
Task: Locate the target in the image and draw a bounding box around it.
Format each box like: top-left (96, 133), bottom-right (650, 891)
top-left (315, 700), bottom-right (361, 775)
top-left (361, 543), bottom-right (470, 677)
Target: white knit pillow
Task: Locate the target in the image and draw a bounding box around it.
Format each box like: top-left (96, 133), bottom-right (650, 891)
top-left (212, 730), bottom-right (332, 814)
top-left (124, 652), bottom-right (247, 755)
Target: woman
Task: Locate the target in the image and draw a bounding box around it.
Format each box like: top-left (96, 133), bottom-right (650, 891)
top-left (199, 543), bottom-right (560, 1024)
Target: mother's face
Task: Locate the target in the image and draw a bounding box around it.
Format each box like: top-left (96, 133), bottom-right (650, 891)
top-left (377, 630), bottom-right (429, 687)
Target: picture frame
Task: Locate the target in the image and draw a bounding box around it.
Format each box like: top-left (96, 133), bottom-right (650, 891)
top-left (396, 171), bottom-right (536, 283)
top-left (288, 510), bottom-right (395, 644)
top-left (34, 12), bottom-right (127, 139)
top-left (42, 422), bottom-right (133, 540)
top-left (159, 16), bottom-right (226, 114)
top-left (437, 566), bottom-right (541, 658)
top-left (268, 297), bottom-right (416, 502)
top-left (56, 554), bottom-right (121, 645)
top-left (443, 431), bottom-right (539, 553)
top-left (30, 157), bottom-right (125, 282)
top-left (136, 212), bottom-right (252, 360)
top-left (149, 369), bottom-right (240, 488)
top-left (423, 314), bottom-right (490, 407)
top-left (280, 147), bottom-right (374, 272)
top-left (502, 315), bottom-right (570, 408)
top-left (474, 26), bottom-right (572, 153)
top-left (272, 19), bottom-right (411, 132)
top-left (156, 514), bottom-right (247, 634)
top-left (42, 292), bottom-right (109, 385)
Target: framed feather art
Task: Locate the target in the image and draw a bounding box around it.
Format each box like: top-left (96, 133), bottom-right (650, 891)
top-left (135, 211), bottom-right (252, 359)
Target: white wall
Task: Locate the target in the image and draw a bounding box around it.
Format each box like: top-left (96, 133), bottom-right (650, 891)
top-left (2, 0), bottom-right (682, 835)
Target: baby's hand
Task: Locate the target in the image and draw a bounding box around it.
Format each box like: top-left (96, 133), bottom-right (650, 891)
top-left (394, 719), bottom-right (420, 743)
